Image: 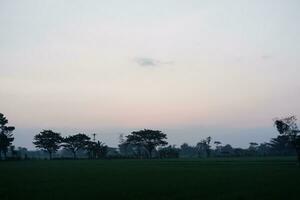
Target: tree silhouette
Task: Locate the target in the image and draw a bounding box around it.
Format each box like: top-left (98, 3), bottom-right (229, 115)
top-left (248, 142), bottom-right (259, 156)
top-left (63, 133), bottom-right (91, 159)
top-left (118, 134), bottom-right (128, 156)
top-left (33, 130), bottom-right (63, 160)
top-left (274, 116), bottom-right (300, 164)
top-left (180, 143), bottom-right (198, 158)
top-left (205, 136), bottom-right (212, 157)
top-left (220, 144), bottom-right (234, 156)
top-left (86, 141), bottom-right (108, 159)
top-left (0, 113), bottom-right (15, 160)
top-left (196, 136), bottom-right (212, 158)
top-left (214, 141), bottom-right (222, 155)
top-left (94, 141), bottom-right (108, 159)
top-left (10, 145), bottom-right (18, 158)
top-left (158, 145), bottom-right (179, 158)
top-left (214, 141), bottom-right (221, 146)
top-left (269, 135), bottom-right (294, 155)
top-left (257, 143), bottom-right (271, 156)
top-left (125, 129), bottom-right (168, 159)
top-left (249, 142), bottom-right (258, 150)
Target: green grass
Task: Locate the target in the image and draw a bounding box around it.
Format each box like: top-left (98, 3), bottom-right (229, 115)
top-left (0, 157), bottom-right (299, 200)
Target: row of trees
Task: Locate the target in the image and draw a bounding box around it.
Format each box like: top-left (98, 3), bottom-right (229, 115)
top-left (118, 135), bottom-right (298, 159)
top-left (31, 129), bottom-right (168, 160)
top-left (179, 138), bottom-right (295, 158)
top-left (33, 130), bottom-right (108, 159)
top-left (1, 112), bottom-right (300, 164)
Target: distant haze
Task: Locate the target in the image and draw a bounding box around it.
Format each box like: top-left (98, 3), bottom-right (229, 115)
top-left (1, 0), bottom-right (300, 149)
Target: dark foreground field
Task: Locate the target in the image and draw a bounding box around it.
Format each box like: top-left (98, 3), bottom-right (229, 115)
top-left (0, 157), bottom-right (299, 200)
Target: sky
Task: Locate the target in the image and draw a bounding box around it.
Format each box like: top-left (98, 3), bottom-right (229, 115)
top-left (1, 0), bottom-right (300, 149)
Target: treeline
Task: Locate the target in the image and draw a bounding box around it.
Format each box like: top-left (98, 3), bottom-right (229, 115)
top-left (1, 113), bottom-right (300, 163)
top-left (33, 130), bottom-right (108, 160)
top-left (119, 136), bottom-right (296, 159)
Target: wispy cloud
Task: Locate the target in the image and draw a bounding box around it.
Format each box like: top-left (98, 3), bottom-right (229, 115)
top-left (134, 57), bottom-right (173, 67)
top-left (135, 57), bottom-right (158, 66)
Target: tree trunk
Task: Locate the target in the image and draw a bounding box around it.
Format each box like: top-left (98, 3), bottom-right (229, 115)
top-left (49, 151), bottom-right (52, 160)
top-left (0, 150), bottom-right (2, 160)
top-left (147, 147), bottom-right (153, 159)
top-left (73, 151), bottom-right (77, 160)
top-left (295, 138), bottom-right (300, 166)
top-left (3, 151), bottom-right (7, 160)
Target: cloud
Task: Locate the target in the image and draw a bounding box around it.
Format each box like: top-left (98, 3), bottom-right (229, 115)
top-left (135, 57), bottom-right (158, 66)
top-left (134, 57), bottom-right (173, 67)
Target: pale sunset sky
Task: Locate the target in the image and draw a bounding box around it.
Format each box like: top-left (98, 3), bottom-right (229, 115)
top-left (1, 0), bottom-right (300, 149)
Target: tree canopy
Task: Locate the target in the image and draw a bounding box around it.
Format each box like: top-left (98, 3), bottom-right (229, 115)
top-left (125, 129), bottom-right (168, 158)
top-left (33, 130), bottom-right (63, 160)
top-left (196, 136), bottom-right (212, 158)
top-left (274, 116), bottom-right (300, 163)
top-left (86, 141), bottom-right (108, 159)
top-left (63, 133), bottom-right (91, 159)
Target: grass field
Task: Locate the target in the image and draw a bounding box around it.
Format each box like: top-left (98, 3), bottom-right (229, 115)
top-left (0, 157), bottom-right (299, 200)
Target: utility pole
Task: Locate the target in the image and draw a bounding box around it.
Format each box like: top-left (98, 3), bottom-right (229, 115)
top-left (92, 133), bottom-right (96, 142)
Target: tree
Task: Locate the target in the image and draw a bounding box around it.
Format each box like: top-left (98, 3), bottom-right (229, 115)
top-left (18, 147), bottom-right (28, 159)
top-left (94, 141), bottom-right (108, 158)
top-left (269, 135), bottom-right (294, 155)
top-left (119, 134), bottom-right (147, 158)
top-left (249, 142), bottom-right (258, 147)
top-left (257, 143), bottom-right (271, 156)
top-left (196, 140), bottom-right (206, 157)
top-left (220, 144), bottom-right (234, 156)
top-left (125, 129), bottom-right (168, 159)
top-left (33, 130), bottom-right (63, 160)
top-left (214, 141), bottom-right (222, 156)
top-left (249, 142), bottom-right (258, 150)
top-left (274, 116), bottom-right (300, 164)
top-left (248, 142), bottom-right (259, 156)
top-left (118, 134), bottom-right (128, 156)
top-left (214, 141), bottom-right (221, 147)
top-left (10, 145), bottom-right (18, 158)
top-left (158, 145), bottom-right (179, 158)
top-left (0, 113), bottom-right (15, 160)
top-left (63, 133), bottom-right (91, 159)
top-left (180, 143), bottom-right (198, 158)
top-left (196, 136), bottom-right (212, 158)
top-left (86, 141), bottom-right (108, 159)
